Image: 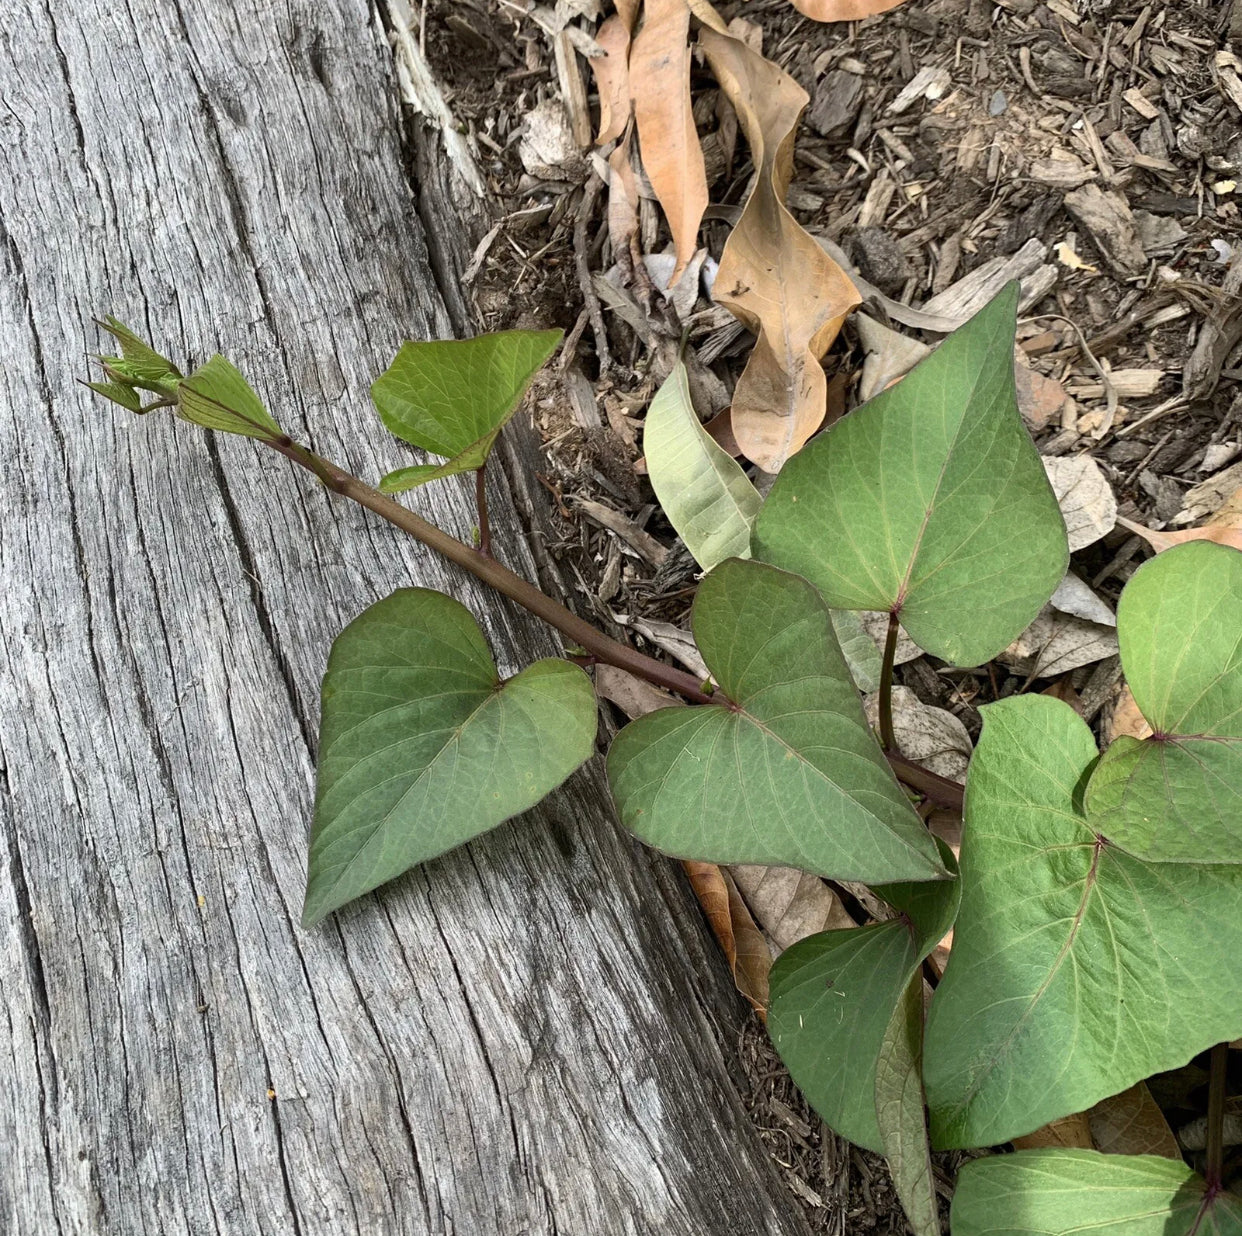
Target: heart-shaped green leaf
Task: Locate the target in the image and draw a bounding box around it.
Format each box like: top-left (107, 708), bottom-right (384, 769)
top-left (768, 845), bottom-right (958, 1152)
top-left (1085, 541), bottom-right (1242, 863)
top-left (751, 283), bottom-right (1067, 666)
top-left (177, 355), bottom-right (284, 441)
top-left (303, 588), bottom-right (596, 926)
top-left (643, 361), bottom-right (761, 572)
top-left (606, 558), bottom-right (949, 883)
top-left (923, 694), bottom-right (1242, 1149)
top-left (373, 329), bottom-right (561, 492)
top-left (951, 1150), bottom-right (1242, 1236)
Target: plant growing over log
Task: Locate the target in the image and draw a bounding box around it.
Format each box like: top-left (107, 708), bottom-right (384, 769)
top-left (88, 284), bottom-right (1242, 1235)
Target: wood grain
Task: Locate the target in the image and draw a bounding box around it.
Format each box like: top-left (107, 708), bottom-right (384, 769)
top-left (0, 1), bottom-right (812, 1232)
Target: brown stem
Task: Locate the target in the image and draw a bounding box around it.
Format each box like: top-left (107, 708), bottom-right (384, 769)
top-left (879, 611), bottom-right (899, 754)
top-left (887, 752), bottom-right (964, 812)
top-left (268, 438), bottom-right (715, 704)
top-left (267, 438), bottom-right (967, 808)
top-left (1206, 1041), bottom-right (1229, 1193)
top-left (475, 465), bottom-right (492, 558)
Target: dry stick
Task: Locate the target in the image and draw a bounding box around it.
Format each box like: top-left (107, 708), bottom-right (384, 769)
top-left (878, 611), bottom-right (899, 755)
top-left (1206, 1041), bottom-right (1229, 1194)
top-left (267, 436), bottom-right (965, 811)
top-left (573, 171), bottom-right (612, 375)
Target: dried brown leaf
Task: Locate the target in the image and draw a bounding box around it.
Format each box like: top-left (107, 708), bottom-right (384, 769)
top-left (730, 865), bottom-right (855, 951)
top-left (606, 131), bottom-right (640, 268)
top-left (788, 0), bottom-right (908, 23)
top-left (1043, 455), bottom-right (1118, 551)
top-left (1011, 1110), bottom-right (1095, 1150)
top-left (1118, 487), bottom-right (1242, 553)
top-left (630, 0), bottom-right (708, 281)
top-left (684, 861), bottom-right (772, 1014)
top-left (591, 15), bottom-right (632, 146)
top-left (1088, 1083), bottom-right (1181, 1159)
top-left (699, 27), bottom-right (861, 471)
top-left (1106, 684), bottom-right (1153, 743)
top-left (864, 686), bottom-right (972, 781)
top-left (613, 0), bottom-right (640, 31)
top-left (594, 663), bottom-right (681, 719)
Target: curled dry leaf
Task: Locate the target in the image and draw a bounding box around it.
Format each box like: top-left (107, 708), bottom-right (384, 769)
top-left (1088, 1083), bottom-right (1181, 1159)
top-left (594, 663), bottom-right (681, 720)
top-left (699, 27), bottom-right (861, 471)
top-left (855, 314), bottom-right (930, 403)
top-left (1011, 1110), bottom-right (1095, 1151)
top-left (1106, 684), bottom-right (1153, 744)
top-left (1042, 454), bottom-right (1117, 551)
top-left (999, 606), bottom-right (1119, 679)
top-left (730, 864), bottom-right (855, 952)
top-left (606, 132), bottom-right (641, 272)
top-left (630, 0), bottom-right (708, 282)
top-left (684, 861), bottom-right (772, 1014)
top-left (1118, 485), bottom-right (1242, 553)
top-left (788, 0), bottom-right (908, 22)
top-left (864, 686), bottom-right (973, 782)
top-left (591, 15), bottom-right (632, 146)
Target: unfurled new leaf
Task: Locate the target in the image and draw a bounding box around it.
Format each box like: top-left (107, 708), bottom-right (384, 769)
top-left (768, 843), bottom-right (958, 1153)
top-left (176, 355), bottom-right (284, 441)
top-left (304, 588), bottom-right (596, 926)
top-left (643, 362), bottom-right (761, 573)
top-left (752, 284), bottom-right (1068, 666)
top-left (875, 978), bottom-right (942, 1236)
top-left (373, 329), bottom-right (561, 493)
top-left (951, 1150), bottom-right (1242, 1236)
top-left (607, 558), bottom-right (949, 883)
top-left (1085, 540), bottom-right (1242, 862)
top-left (924, 694), bottom-right (1242, 1149)
top-left (84, 380), bottom-right (143, 412)
top-left (96, 315), bottom-right (182, 378)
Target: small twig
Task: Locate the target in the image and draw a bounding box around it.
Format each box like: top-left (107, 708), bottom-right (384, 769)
top-left (1206, 1041), bottom-right (1229, 1194)
top-left (1114, 394), bottom-right (1190, 439)
top-left (573, 171), bottom-right (612, 375)
top-left (475, 464), bottom-right (492, 558)
top-left (879, 611), bottom-right (899, 754)
top-left (1019, 313), bottom-right (1118, 438)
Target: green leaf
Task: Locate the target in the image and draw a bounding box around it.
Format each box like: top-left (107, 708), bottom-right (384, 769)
top-left (176, 355), bottom-right (284, 441)
top-left (768, 844), bottom-right (958, 1152)
top-left (372, 330), bottom-right (562, 483)
top-left (1085, 541), bottom-right (1242, 863)
top-left (607, 558), bottom-right (949, 884)
top-left (751, 283), bottom-right (1067, 666)
top-left (84, 380), bottom-right (143, 412)
top-left (97, 315), bottom-right (182, 377)
top-left (643, 362), bottom-right (761, 572)
top-left (951, 1150), bottom-right (1242, 1236)
top-left (876, 977), bottom-right (941, 1236)
top-left (923, 694), bottom-right (1242, 1149)
top-left (379, 434), bottom-right (496, 493)
top-left (303, 588), bottom-right (596, 926)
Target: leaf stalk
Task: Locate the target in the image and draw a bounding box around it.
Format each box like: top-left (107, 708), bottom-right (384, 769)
top-left (265, 437), bottom-right (966, 811)
top-left (879, 610), bottom-right (899, 755)
top-left (1206, 1040), bottom-right (1229, 1193)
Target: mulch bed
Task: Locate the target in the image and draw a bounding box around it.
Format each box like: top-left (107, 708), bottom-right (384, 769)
top-left (413, 0), bottom-right (1242, 1225)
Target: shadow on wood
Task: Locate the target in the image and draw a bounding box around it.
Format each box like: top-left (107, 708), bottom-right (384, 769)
top-left (0, 1), bottom-right (814, 1232)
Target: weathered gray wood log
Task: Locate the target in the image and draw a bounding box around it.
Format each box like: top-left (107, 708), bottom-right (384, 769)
top-left (0, 2), bottom-right (815, 1233)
